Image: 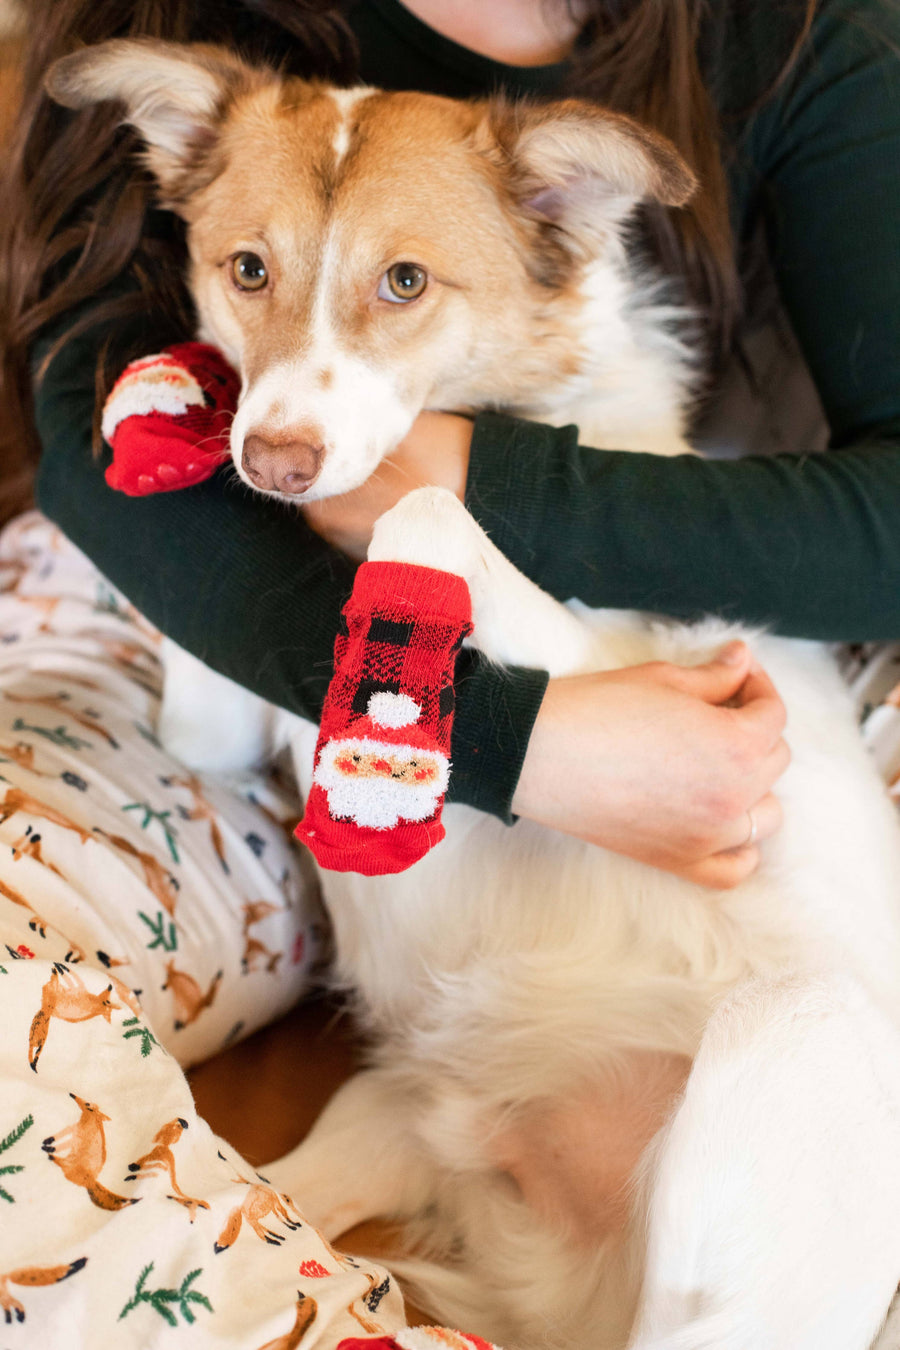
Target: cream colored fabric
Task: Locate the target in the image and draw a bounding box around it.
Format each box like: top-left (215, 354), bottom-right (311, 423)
top-left (0, 513), bottom-right (414, 1347)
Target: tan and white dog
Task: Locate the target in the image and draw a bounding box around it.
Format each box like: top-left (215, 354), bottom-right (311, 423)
top-left (49, 41), bottom-right (900, 1350)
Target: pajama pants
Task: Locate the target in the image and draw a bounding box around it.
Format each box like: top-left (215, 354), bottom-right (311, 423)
top-left (0, 513), bottom-right (435, 1349)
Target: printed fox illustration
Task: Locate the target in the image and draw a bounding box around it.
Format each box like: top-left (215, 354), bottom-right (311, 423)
top-left (28, 965), bottom-right (123, 1071)
top-left (347, 1272), bottom-right (392, 1336)
top-left (0, 787), bottom-right (93, 844)
top-left (94, 827), bottom-right (180, 917)
top-left (1, 875), bottom-right (86, 964)
top-left (0, 741), bottom-right (50, 776)
top-left (11, 592), bottom-right (63, 631)
top-left (167, 773), bottom-right (228, 870)
top-left (241, 901), bottom-right (284, 974)
top-left (162, 960), bottom-right (223, 1030)
top-left (256, 1292), bottom-right (318, 1350)
top-left (0, 875), bottom-right (52, 943)
top-left (214, 1178), bottom-right (304, 1251)
top-left (10, 823), bottom-right (65, 876)
top-left (0, 1257), bottom-right (88, 1324)
top-left (42, 1093), bottom-right (139, 1211)
top-left (126, 1117), bottom-right (210, 1220)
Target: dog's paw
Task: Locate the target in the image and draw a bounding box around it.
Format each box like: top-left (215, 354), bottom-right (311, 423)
top-left (369, 487), bottom-right (482, 579)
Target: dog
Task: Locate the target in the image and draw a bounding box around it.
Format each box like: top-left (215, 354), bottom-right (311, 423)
top-left (48, 40), bottom-right (900, 1350)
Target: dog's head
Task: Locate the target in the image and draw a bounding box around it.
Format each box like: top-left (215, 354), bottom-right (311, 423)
top-left (48, 41), bottom-right (695, 500)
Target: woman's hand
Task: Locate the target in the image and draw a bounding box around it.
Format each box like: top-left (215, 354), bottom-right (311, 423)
top-left (301, 411), bottom-right (472, 560)
top-left (511, 641), bottom-right (789, 889)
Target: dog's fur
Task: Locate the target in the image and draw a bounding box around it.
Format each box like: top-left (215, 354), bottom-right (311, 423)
top-left (49, 42), bottom-right (900, 1350)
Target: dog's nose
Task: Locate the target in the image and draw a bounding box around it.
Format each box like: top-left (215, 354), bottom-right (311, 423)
top-left (241, 432), bottom-right (324, 495)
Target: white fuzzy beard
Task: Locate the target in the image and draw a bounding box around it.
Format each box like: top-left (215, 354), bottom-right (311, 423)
top-left (313, 737), bottom-right (449, 829)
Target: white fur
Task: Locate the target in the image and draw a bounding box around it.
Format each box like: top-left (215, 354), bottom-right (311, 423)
top-left (329, 86), bottom-right (374, 163)
top-left (154, 90), bottom-right (900, 1350)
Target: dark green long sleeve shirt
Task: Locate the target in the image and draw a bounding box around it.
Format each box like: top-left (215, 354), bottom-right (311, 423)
top-left (33, 0), bottom-right (900, 820)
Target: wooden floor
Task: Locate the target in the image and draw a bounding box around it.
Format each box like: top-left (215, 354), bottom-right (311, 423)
top-left (187, 992), bottom-right (361, 1167)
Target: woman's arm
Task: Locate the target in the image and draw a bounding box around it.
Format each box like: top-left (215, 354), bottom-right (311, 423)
top-left (34, 307), bottom-right (788, 879)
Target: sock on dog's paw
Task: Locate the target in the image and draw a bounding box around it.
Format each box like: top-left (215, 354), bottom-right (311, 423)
top-left (295, 561), bottom-right (472, 876)
top-left (102, 342), bottom-right (240, 496)
top-left (338, 1333), bottom-right (499, 1350)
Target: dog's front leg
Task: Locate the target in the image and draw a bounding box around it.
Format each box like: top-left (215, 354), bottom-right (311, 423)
top-left (261, 1069), bottom-right (436, 1239)
top-left (368, 487), bottom-right (599, 677)
top-left (630, 971), bottom-right (900, 1350)
top-left (158, 638), bottom-right (282, 776)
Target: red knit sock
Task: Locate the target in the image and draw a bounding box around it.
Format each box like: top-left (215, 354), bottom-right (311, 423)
top-left (102, 342), bottom-right (240, 497)
top-left (295, 561), bottom-right (472, 876)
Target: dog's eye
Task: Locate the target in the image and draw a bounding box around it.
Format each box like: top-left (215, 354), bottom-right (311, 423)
top-left (379, 263), bottom-right (427, 304)
top-left (231, 252), bottom-right (268, 292)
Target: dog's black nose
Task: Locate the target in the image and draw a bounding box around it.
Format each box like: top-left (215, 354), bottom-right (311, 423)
top-left (242, 432), bottom-right (324, 494)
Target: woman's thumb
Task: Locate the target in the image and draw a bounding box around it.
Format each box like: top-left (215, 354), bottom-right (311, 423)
top-left (674, 640), bottom-right (752, 703)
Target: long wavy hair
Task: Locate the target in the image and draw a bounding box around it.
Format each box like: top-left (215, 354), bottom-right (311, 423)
top-left (0, 0), bottom-right (817, 524)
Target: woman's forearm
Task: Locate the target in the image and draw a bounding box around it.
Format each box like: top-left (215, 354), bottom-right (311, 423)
top-left (465, 412), bottom-right (900, 642)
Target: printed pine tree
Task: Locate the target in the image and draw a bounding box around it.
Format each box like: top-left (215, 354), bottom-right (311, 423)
top-left (119, 1263), bottom-right (213, 1326)
top-left (139, 909), bottom-right (178, 952)
top-left (122, 801), bottom-right (180, 862)
top-left (11, 718), bottom-right (90, 751)
top-left (0, 1114), bottom-right (33, 1203)
top-left (121, 1015), bottom-right (162, 1058)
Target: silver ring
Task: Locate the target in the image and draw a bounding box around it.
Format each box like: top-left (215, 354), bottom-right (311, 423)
top-left (744, 809), bottom-right (758, 848)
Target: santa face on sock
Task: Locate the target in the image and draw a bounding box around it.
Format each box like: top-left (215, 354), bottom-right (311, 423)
top-left (312, 692), bottom-right (449, 830)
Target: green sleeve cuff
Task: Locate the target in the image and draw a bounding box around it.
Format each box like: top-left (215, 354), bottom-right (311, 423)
top-left (465, 410), bottom-right (579, 584)
top-left (447, 652), bottom-right (548, 825)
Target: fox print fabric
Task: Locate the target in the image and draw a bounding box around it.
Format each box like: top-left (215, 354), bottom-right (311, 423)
top-left (0, 513), bottom-right (502, 1348)
top-left (0, 952), bottom-right (414, 1347)
top-left (0, 512), bottom-right (324, 1063)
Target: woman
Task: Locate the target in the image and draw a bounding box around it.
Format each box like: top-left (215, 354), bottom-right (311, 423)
top-left (5, 0), bottom-right (851, 889)
top-left (0, 0), bottom-right (898, 1339)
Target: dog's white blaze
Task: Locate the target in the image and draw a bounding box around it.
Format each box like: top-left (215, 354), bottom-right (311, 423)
top-left (231, 203), bottom-right (413, 497)
top-left (329, 86), bottom-right (374, 166)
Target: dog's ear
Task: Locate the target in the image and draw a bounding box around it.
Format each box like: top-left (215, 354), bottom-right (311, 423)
top-left (46, 39), bottom-right (263, 205)
top-left (480, 100), bottom-right (697, 257)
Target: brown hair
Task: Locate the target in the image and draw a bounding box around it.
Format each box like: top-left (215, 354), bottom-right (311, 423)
top-left (0, 0), bottom-right (817, 525)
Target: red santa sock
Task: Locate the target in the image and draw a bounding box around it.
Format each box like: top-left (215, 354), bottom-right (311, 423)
top-left (338, 1332), bottom-right (499, 1350)
top-left (294, 561), bottom-right (472, 876)
top-left (102, 342), bottom-right (240, 496)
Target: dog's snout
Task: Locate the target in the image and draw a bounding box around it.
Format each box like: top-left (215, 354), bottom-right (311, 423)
top-left (242, 431), bottom-right (324, 495)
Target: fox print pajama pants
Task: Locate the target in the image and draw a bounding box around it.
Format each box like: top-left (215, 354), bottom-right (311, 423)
top-left (0, 512), bottom-right (445, 1349)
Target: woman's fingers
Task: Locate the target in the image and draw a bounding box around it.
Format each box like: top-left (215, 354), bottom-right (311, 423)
top-left (653, 641), bottom-right (752, 702)
top-left (684, 846), bottom-right (762, 890)
top-left (720, 790), bottom-right (784, 854)
top-left (684, 793), bottom-right (784, 889)
top-left (729, 660), bottom-right (789, 748)
top-left (513, 657), bottom-right (793, 886)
